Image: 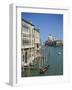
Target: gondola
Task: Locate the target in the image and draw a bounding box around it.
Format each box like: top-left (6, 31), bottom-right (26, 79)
top-left (40, 65), bottom-right (50, 74)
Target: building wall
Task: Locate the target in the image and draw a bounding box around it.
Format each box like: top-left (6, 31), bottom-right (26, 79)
top-left (21, 19), bottom-right (40, 66)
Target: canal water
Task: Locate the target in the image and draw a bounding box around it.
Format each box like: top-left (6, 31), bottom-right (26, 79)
top-left (43, 46), bottom-right (63, 76)
top-left (22, 46), bottom-right (63, 77)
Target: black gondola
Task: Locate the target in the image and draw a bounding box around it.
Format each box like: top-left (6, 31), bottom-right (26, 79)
top-left (40, 65), bottom-right (50, 74)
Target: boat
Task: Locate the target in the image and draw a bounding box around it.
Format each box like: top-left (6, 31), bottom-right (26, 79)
top-left (57, 52), bottom-right (61, 55)
top-left (40, 65), bottom-right (50, 74)
top-left (39, 46), bottom-right (50, 74)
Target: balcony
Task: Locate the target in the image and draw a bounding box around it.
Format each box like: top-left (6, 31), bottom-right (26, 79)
top-left (21, 45), bottom-right (34, 49)
top-left (21, 33), bottom-right (30, 38)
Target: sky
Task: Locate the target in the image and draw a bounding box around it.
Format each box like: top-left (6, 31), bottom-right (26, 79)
top-left (21, 12), bottom-right (63, 42)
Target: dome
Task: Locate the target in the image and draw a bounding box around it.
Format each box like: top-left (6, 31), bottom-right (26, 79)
top-left (48, 35), bottom-right (53, 41)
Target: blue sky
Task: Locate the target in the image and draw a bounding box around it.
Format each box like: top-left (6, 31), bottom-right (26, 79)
top-left (21, 12), bottom-right (63, 42)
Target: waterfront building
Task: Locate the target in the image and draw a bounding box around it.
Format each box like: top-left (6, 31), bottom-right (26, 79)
top-left (56, 40), bottom-right (63, 46)
top-left (53, 36), bottom-right (56, 41)
top-left (21, 19), bottom-right (40, 67)
top-left (45, 34), bottom-right (63, 46)
top-left (48, 34), bottom-right (54, 42)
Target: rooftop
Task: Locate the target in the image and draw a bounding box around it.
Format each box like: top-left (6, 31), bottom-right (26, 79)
top-left (22, 18), bottom-right (40, 32)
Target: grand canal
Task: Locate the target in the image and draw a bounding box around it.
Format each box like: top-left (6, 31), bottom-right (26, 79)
top-left (22, 46), bottom-right (63, 77)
